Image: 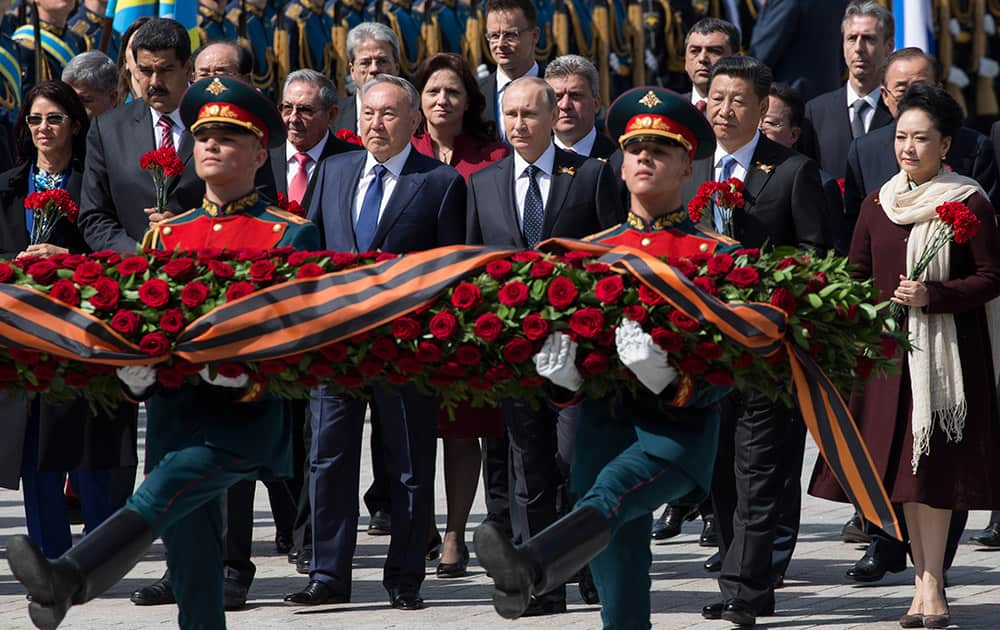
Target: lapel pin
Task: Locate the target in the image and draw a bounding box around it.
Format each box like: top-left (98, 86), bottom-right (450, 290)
top-left (557, 166), bottom-right (576, 176)
top-left (753, 161), bottom-right (774, 174)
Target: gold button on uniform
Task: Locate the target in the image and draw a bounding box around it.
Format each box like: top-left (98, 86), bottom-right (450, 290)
top-left (212, 223), bottom-right (223, 232)
top-left (162, 226), bottom-right (172, 235)
top-left (641, 237), bottom-right (651, 246)
top-left (699, 243), bottom-right (710, 252)
top-left (272, 224), bottom-right (282, 232)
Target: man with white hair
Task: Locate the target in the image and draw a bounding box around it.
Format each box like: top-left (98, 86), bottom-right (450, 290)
top-left (332, 22), bottom-right (401, 134)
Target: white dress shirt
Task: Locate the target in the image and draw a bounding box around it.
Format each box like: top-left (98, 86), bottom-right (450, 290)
top-left (845, 83), bottom-right (881, 134)
top-left (150, 108), bottom-right (184, 150)
top-left (513, 141), bottom-right (555, 230)
top-left (352, 144), bottom-right (412, 226)
top-left (285, 133), bottom-right (329, 189)
top-left (713, 130), bottom-right (761, 183)
top-left (555, 127), bottom-right (597, 157)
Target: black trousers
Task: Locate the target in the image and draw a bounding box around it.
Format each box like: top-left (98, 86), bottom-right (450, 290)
top-left (712, 392), bottom-right (790, 613)
top-left (482, 432), bottom-right (510, 529)
top-left (363, 409), bottom-right (392, 516)
top-left (292, 400), bottom-right (312, 554)
top-left (771, 412), bottom-right (808, 581)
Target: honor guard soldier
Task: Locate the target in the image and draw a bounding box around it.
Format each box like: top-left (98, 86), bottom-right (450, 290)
top-left (475, 86), bottom-right (737, 630)
top-left (11, 0), bottom-right (86, 88)
top-left (6, 75), bottom-right (320, 630)
top-left (274, 0), bottom-right (332, 90)
top-left (227, 0), bottom-right (277, 97)
top-left (199, 0), bottom-right (237, 43)
top-left (67, 0), bottom-right (121, 62)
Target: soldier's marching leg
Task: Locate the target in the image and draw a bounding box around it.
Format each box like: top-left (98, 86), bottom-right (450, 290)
top-left (163, 497), bottom-right (226, 630)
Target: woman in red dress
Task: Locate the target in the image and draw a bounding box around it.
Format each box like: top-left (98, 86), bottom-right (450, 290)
top-left (411, 53), bottom-right (508, 577)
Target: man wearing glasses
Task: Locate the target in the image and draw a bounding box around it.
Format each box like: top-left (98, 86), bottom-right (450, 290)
top-left (332, 23), bottom-right (401, 134)
top-left (479, 0), bottom-right (542, 144)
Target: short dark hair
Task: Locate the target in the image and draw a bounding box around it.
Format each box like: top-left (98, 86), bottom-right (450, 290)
top-left (14, 81), bottom-right (90, 165)
top-left (130, 18), bottom-right (192, 64)
top-left (882, 47), bottom-right (941, 84)
top-left (769, 83), bottom-right (804, 128)
top-left (193, 40), bottom-right (254, 77)
top-left (484, 0), bottom-right (537, 27)
top-left (897, 82), bottom-right (964, 140)
top-left (414, 53), bottom-right (496, 140)
top-left (685, 18), bottom-right (740, 54)
top-left (709, 56), bottom-right (772, 100)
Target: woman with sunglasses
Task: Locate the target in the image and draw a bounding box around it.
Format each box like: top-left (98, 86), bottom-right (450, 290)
top-left (0, 80), bottom-right (137, 561)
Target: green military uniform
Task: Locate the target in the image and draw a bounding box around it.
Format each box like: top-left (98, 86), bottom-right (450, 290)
top-left (66, 4), bottom-right (120, 62)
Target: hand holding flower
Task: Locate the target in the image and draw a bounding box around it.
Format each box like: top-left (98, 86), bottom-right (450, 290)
top-left (891, 275), bottom-right (929, 308)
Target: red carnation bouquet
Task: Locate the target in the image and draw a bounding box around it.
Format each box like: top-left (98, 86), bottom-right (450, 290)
top-left (687, 178), bottom-right (744, 236)
top-left (24, 188), bottom-right (79, 245)
top-left (140, 147), bottom-right (184, 215)
top-left (335, 128), bottom-right (363, 146)
top-left (276, 192), bottom-right (306, 218)
top-left (889, 200), bottom-right (981, 320)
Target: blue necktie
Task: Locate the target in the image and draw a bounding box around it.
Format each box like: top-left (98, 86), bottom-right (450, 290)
top-left (355, 164), bottom-right (385, 251)
top-left (714, 155), bottom-right (736, 233)
top-left (522, 164), bottom-right (544, 246)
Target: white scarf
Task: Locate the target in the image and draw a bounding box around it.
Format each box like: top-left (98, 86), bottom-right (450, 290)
top-left (878, 169), bottom-right (984, 473)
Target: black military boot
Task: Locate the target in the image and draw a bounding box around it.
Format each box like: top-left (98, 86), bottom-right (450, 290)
top-left (474, 505), bottom-right (610, 620)
top-left (7, 508), bottom-right (153, 629)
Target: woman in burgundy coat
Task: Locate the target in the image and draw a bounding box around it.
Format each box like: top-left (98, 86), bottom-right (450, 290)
top-left (810, 84), bottom-right (1000, 628)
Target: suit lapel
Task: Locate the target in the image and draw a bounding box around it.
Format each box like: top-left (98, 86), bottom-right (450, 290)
top-left (269, 145), bottom-right (287, 194)
top-left (493, 156), bottom-right (524, 248)
top-left (341, 154), bottom-right (365, 250)
top-left (370, 152), bottom-right (427, 249)
top-left (542, 149), bottom-right (574, 238)
top-left (872, 97), bottom-right (894, 130)
top-left (742, 138), bottom-right (780, 213)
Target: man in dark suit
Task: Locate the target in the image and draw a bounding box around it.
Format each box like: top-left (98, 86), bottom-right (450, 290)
top-left (682, 56), bottom-right (828, 628)
top-left (479, 0), bottom-right (543, 143)
top-left (284, 75), bottom-right (465, 611)
top-left (467, 76), bottom-right (622, 615)
top-left (77, 17), bottom-right (204, 253)
top-left (748, 0), bottom-right (848, 101)
top-left (799, 1), bottom-right (895, 179)
top-left (543, 55), bottom-right (615, 159)
top-left (332, 23), bottom-right (400, 134)
top-left (682, 17), bottom-right (739, 112)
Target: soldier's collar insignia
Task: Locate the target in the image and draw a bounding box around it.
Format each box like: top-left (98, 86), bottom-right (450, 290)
top-left (206, 78), bottom-right (228, 96)
top-left (203, 192), bottom-right (258, 216)
top-left (626, 208), bottom-right (687, 231)
top-left (639, 90), bottom-right (662, 109)
top-left (753, 161), bottom-right (774, 174)
top-left (557, 166), bottom-right (575, 176)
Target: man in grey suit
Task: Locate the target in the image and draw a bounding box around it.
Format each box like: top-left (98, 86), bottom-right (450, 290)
top-left (331, 23), bottom-right (400, 134)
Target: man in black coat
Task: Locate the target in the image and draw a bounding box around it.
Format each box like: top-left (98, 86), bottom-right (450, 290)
top-left (331, 23), bottom-right (401, 135)
top-left (467, 76), bottom-right (622, 616)
top-left (798, 1), bottom-right (895, 179)
top-left (681, 17), bottom-right (738, 112)
top-left (681, 56), bottom-right (828, 628)
top-left (543, 55), bottom-right (616, 159)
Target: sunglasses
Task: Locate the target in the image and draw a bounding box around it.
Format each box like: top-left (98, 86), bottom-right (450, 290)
top-left (26, 113), bottom-right (70, 127)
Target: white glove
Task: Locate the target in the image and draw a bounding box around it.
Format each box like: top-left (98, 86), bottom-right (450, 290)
top-left (615, 319), bottom-right (678, 394)
top-left (199, 366), bottom-right (249, 389)
top-left (979, 57), bottom-right (1000, 79)
top-left (116, 365), bottom-right (156, 397)
top-left (532, 332), bottom-right (583, 392)
top-left (949, 17), bottom-right (961, 37)
top-left (644, 49), bottom-right (659, 74)
top-left (986, 13), bottom-right (997, 35)
top-left (947, 65), bottom-right (971, 89)
top-left (608, 52), bottom-right (621, 74)
top-left (477, 63), bottom-right (489, 81)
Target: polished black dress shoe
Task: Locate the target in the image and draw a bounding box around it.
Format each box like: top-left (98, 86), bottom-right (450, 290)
top-left (275, 530), bottom-right (294, 555)
top-left (841, 513), bottom-right (870, 543)
top-left (287, 547), bottom-right (299, 564)
top-left (651, 504), bottom-right (696, 540)
top-left (721, 600), bottom-right (756, 626)
top-left (772, 574), bottom-right (785, 589)
top-left (702, 602), bottom-right (724, 619)
top-left (576, 564), bottom-right (600, 605)
top-left (704, 550), bottom-right (722, 573)
top-left (368, 510), bottom-right (391, 536)
top-left (295, 551), bottom-right (310, 575)
top-left (389, 589), bottom-right (425, 610)
top-left (969, 521), bottom-right (1000, 547)
top-left (131, 573), bottom-right (175, 606)
top-left (223, 578), bottom-right (248, 611)
top-left (436, 545), bottom-right (469, 578)
top-left (522, 590), bottom-right (567, 617)
top-left (845, 545), bottom-right (905, 582)
top-left (284, 580), bottom-right (349, 606)
top-left (426, 530), bottom-right (442, 562)
top-left (699, 516), bottom-right (719, 547)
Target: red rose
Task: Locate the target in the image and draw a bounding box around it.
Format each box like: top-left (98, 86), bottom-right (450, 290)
top-left (855, 356), bottom-right (875, 380)
top-left (502, 338), bottom-right (534, 363)
top-left (138, 278), bottom-right (171, 308)
top-left (174, 360), bottom-right (203, 375)
top-left (776, 257), bottom-right (798, 270)
top-left (454, 343), bottom-right (483, 366)
top-left (162, 257), bottom-right (197, 281)
top-left (110, 309), bottom-right (141, 336)
top-left (594, 276), bottom-right (625, 304)
top-left (156, 365), bottom-right (184, 389)
top-left (181, 281), bottom-right (210, 308)
top-left (333, 373), bottom-right (364, 388)
top-left (579, 350), bottom-right (609, 377)
top-left (693, 276), bottom-right (718, 296)
top-left (880, 335), bottom-right (898, 358)
top-left (669, 310), bottom-right (699, 332)
top-left (237, 248), bottom-right (268, 262)
top-left (0, 365), bottom-right (19, 381)
top-left (159, 308), bottom-right (184, 334)
top-left (358, 357), bottom-right (383, 377)
top-left (808, 272), bottom-right (829, 292)
top-left (268, 246), bottom-right (295, 259)
top-left (734, 248), bottom-right (760, 258)
top-left (678, 355), bottom-right (708, 375)
top-left (725, 266), bottom-right (760, 288)
top-left (308, 361), bottom-right (334, 378)
top-left (287, 251), bottom-right (311, 266)
top-left (296, 263), bottom-right (325, 278)
top-left (429, 311), bottom-right (458, 339)
top-left (450, 282), bottom-right (483, 310)
top-left (331, 252), bottom-right (359, 266)
top-left (706, 253), bottom-right (734, 275)
top-left (217, 363), bottom-right (245, 378)
top-left (638, 284), bottom-right (664, 306)
top-left (473, 313), bottom-right (503, 342)
top-left (651, 327), bottom-right (683, 353)
top-left (396, 355), bottom-right (423, 375)
top-left (139, 332), bottom-right (170, 356)
top-left (27, 260), bottom-right (57, 284)
top-left (370, 336), bottom-right (399, 361)
top-left (208, 260), bottom-right (235, 279)
top-left (390, 316), bottom-right (421, 341)
top-left (546, 276), bottom-right (578, 309)
top-left (440, 361), bottom-right (467, 377)
top-left (485, 364), bottom-right (513, 382)
top-left (88, 277), bottom-right (120, 311)
top-left (9, 349), bottom-right (41, 365)
top-left (569, 308), bottom-right (605, 339)
top-left (416, 340), bottom-right (442, 363)
top-left (319, 343), bottom-right (348, 362)
top-left (197, 247), bottom-right (223, 261)
top-left (732, 352), bottom-right (753, 369)
top-left (623, 304), bottom-right (648, 324)
top-left (258, 359), bottom-right (287, 375)
top-left (695, 340), bottom-right (724, 360)
top-left (248, 259), bottom-right (277, 283)
top-left (485, 259), bottom-right (513, 280)
top-left (769, 288), bottom-right (798, 315)
top-left (668, 257), bottom-right (698, 278)
top-left (0, 262), bottom-right (13, 282)
top-left (529, 260), bottom-right (555, 278)
top-left (511, 251), bottom-right (541, 262)
top-left (117, 256), bottom-right (149, 276)
top-left (562, 251), bottom-right (592, 267)
top-left (584, 262), bottom-right (612, 274)
top-left (50, 279), bottom-right (79, 306)
top-left (226, 281), bottom-right (256, 302)
top-left (522, 313), bottom-right (550, 340)
top-left (498, 281), bottom-right (530, 307)
top-left (61, 254), bottom-right (85, 269)
top-left (704, 368), bottom-right (734, 385)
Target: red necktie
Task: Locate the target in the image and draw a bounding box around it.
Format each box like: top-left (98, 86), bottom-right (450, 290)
top-left (158, 116), bottom-right (175, 150)
top-left (696, 100), bottom-right (707, 114)
top-left (288, 152), bottom-right (312, 204)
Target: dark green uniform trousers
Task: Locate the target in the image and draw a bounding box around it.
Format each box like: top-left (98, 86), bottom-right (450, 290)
top-left (126, 446), bottom-right (260, 630)
top-left (570, 418), bottom-right (699, 630)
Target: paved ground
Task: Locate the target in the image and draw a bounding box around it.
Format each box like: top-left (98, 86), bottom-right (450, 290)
top-left (1, 411), bottom-right (999, 629)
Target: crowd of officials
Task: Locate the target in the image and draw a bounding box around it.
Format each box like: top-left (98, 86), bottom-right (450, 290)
top-left (3, 1), bottom-right (1000, 629)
